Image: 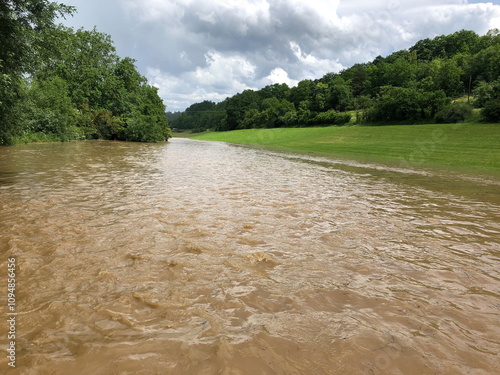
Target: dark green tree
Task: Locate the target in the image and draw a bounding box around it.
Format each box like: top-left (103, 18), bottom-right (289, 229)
top-left (0, 1), bottom-right (74, 144)
top-left (223, 90), bottom-right (260, 130)
top-left (327, 77), bottom-right (354, 111)
top-left (37, 26), bottom-right (119, 109)
top-left (33, 26), bottom-right (170, 142)
top-left (124, 85), bottom-right (170, 142)
top-left (482, 98), bottom-right (500, 122)
top-left (289, 80), bottom-right (315, 108)
top-left (258, 83), bottom-right (290, 101)
top-left (367, 86), bottom-right (448, 123)
top-left (22, 76), bottom-right (79, 138)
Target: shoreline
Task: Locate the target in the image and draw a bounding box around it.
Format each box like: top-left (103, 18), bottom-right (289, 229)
top-left (190, 123), bottom-right (500, 173)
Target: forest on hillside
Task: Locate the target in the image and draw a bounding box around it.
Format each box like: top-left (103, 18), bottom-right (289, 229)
top-left (170, 29), bottom-right (500, 132)
top-left (0, 1), bottom-right (170, 145)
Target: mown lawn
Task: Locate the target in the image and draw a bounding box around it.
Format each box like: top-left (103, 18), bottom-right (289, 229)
top-left (191, 123), bottom-right (500, 171)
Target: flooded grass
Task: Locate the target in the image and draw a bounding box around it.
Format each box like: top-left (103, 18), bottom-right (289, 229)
top-left (171, 130), bottom-right (210, 138)
top-left (192, 123), bottom-right (500, 171)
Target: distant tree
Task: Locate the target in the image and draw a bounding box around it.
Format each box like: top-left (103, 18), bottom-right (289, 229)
top-left (367, 86), bottom-right (448, 123)
top-left (409, 38), bottom-right (435, 62)
top-left (239, 98), bottom-right (295, 129)
top-left (470, 44), bottom-right (500, 83)
top-left (280, 110), bottom-right (299, 127)
top-left (327, 77), bottom-right (354, 111)
top-left (223, 90), bottom-right (260, 130)
top-left (430, 59), bottom-right (464, 97)
top-left (289, 80), bottom-right (315, 108)
top-left (166, 111), bottom-right (183, 123)
top-left (170, 29), bottom-right (500, 132)
top-left (385, 57), bottom-right (418, 88)
top-left (340, 63), bottom-right (368, 97)
top-left (475, 78), bottom-right (500, 122)
top-left (410, 30), bottom-right (481, 61)
top-left (258, 83), bottom-right (290, 101)
top-left (171, 100), bottom-right (224, 131)
top-left (312, 82), bottom-right (330, 112)
top-left (262, 98), bottom-right (295, 128)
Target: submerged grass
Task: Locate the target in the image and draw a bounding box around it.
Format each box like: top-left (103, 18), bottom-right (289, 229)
top-left (192, 123), bottom-right (500, 171)
top-left (171, 130), bottom-right (210, 138)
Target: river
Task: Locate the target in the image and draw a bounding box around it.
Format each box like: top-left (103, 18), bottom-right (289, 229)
top-left (0, 138), bottom-right (499, 374)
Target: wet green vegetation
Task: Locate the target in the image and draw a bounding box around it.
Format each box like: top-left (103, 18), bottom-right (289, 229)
top-left (192, 123), bottom-right (500, 171)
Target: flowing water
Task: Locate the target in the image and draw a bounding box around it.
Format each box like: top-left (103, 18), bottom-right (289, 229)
top-left (0, 138), bottom-right (499, 375)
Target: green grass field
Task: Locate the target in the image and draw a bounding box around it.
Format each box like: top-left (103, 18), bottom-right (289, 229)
top-left (190, 123), bottom-right (500, 171)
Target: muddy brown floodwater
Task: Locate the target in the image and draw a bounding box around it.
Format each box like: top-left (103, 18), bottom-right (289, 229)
top-left (0, 138), bottom-right (499, 375)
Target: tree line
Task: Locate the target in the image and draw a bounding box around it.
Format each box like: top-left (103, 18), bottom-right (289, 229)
top-left (0, 1), bottom-right (170, 145)
top-left (170, 29), bottom-right (500, 132)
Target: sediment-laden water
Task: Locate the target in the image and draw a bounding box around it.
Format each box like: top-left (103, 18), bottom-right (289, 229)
top-left (0, 138), bottom-right (499, 374)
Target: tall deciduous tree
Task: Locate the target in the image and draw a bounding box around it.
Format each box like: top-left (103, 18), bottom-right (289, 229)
top-left (0, 1), bottom-right (74, 144)
top-left (29, 26), bottom-right (170, 142)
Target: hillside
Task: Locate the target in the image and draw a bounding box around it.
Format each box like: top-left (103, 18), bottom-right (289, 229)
top-left (171, 29), bottom-right (500, 132)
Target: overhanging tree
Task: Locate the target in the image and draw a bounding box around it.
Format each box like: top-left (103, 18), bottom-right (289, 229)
top-left (0, 1), bottom-right (74, 144)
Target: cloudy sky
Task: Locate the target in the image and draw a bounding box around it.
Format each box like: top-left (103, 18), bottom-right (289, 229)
top-left (61, 0), bottom-right (500, 111)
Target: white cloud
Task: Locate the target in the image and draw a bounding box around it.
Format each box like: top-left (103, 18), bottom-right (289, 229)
top-left (146, 51), bottom-right (258, 110)
top-left (491, 16), bottom-right (500, 29)
top-left (265, 68), bottom-right (299, 86)
top-left (290, 42), bottom-right (345, 79)
top-left (123, 0), bottom-right (186, 22)
top-left (193, 51), bottom-right (256, 90)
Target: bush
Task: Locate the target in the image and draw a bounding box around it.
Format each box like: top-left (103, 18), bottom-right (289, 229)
top-left (309, 110), bottom-right (352, 126)
top-left (93, 109), bottom-right (125, 140)
top-left (473, 80), bottom-right (500, 108)
top-left (482, 98), bottom-right (500, 122)
top-left (124, 115), bottom-right (169, 142)
top-left (24, 77), bottom-right (77, 136)
top-left (367, 86), bottom-right (448, 123)
top-left (435, 102), bottom-right (472, 123)
top-left (279, 110), bottom-right (299, 127)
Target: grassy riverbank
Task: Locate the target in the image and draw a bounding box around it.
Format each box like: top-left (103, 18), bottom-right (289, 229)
top-left (191, 123), bottom-right (500, 171)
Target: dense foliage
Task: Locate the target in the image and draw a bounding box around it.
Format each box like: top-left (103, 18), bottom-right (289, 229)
top-left (0, 1), bottom-right (170, 145)
top-left (171, 29), bottom-right (500, 131)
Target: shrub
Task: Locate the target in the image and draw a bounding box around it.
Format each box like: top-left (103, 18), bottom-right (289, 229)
top-left (124, 115), bottom-right (169, 142)
top-left (482, 98), bottom-right (500, 122)
top-left (473, 80), bottom-right (500, 108)
top-left (93, 109), bottom-right (125, 140)
top-left (310, 110), bottom-right (352, 126)
top-left (367, 86), bottom-right (448, 123)
top-left (435, 102), bottom-right (473, 123)
top-left (25, 77), bottom-right (76, 135)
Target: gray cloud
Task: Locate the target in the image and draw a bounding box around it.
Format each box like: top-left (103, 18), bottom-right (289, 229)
top-left (62, 0), bottom-right (500, 111)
